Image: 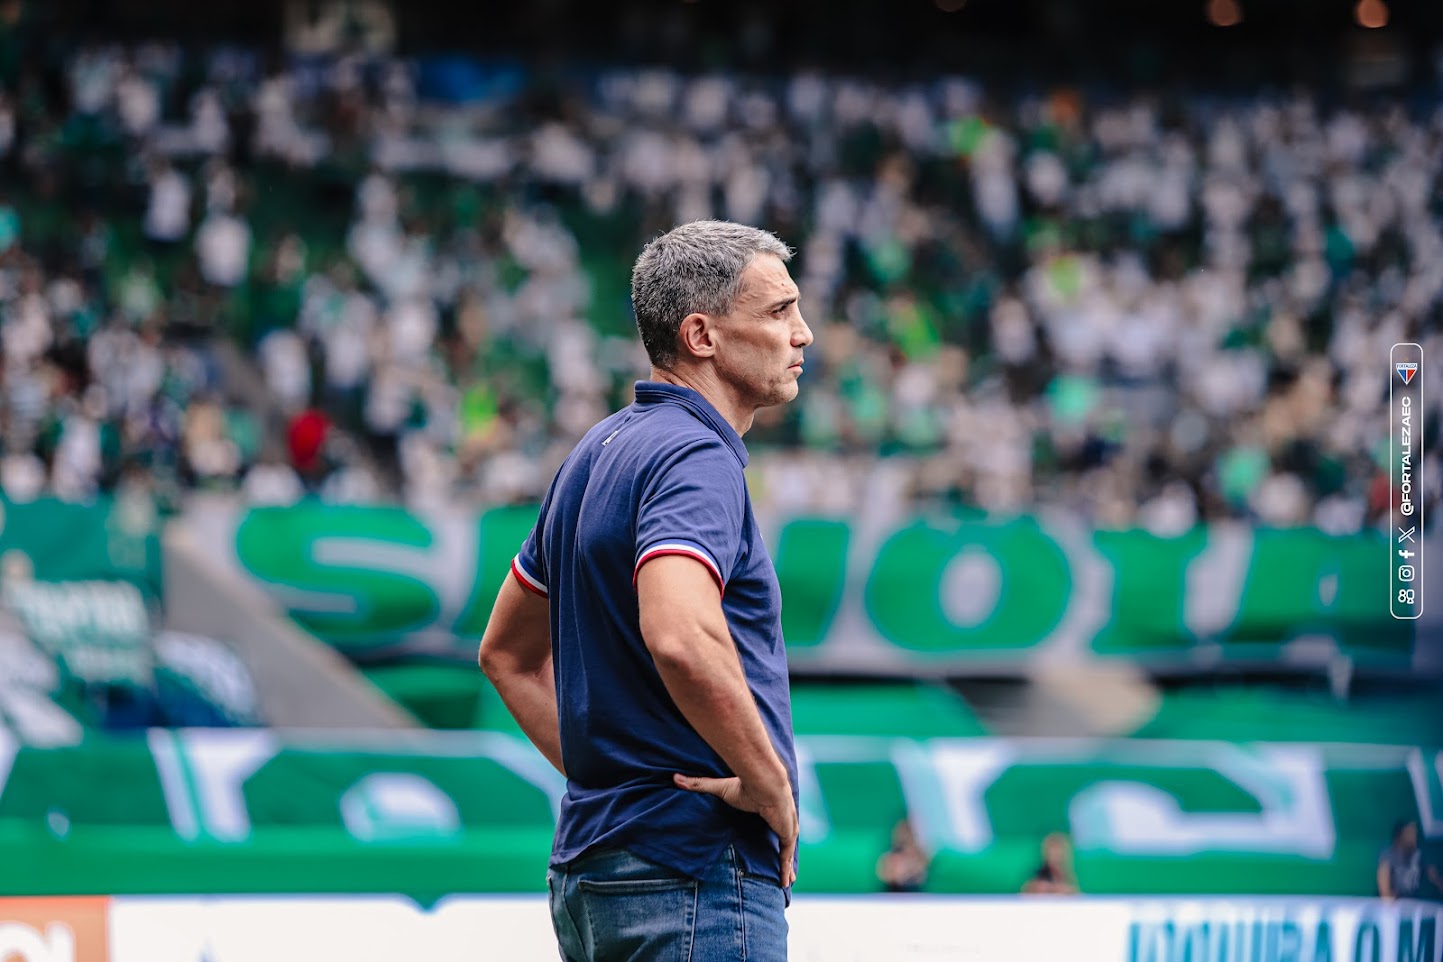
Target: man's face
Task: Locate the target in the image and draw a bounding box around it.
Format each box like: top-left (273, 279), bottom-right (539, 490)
top-left (1045, 835), bottom-right (1072, 866)
top-left (711, 255), bottom-right (813, 409)
top-left (1401, 822), bottom-right (1418, 851)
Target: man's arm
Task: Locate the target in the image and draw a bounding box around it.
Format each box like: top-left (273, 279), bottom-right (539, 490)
top-left (637, 554), bottom-right (798, 886)
top-left (1377, 860), bottom-right (1394, 900)
top-left (478, 574), bottom-right (565, 777)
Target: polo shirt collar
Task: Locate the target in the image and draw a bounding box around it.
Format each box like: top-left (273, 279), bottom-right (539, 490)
top-left (633, 381), bottom-right (749, 467)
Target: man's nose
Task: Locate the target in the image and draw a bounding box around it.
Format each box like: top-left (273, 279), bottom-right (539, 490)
top-left (794, 315), bottom-right (814, 346)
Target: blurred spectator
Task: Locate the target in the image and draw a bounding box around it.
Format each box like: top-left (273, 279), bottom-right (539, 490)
top-left (1023, 831), bottom-right (1079, 895)
top-left (876, 817), bottom-right (930, 893)
top-left (286, 406), bottom-right (332, 486)
top-left (143, 158), bottom-right (192, 247)
top-left (242, 444), bottom-right (305, 505)
top-left (1377, 818), bottom-right (1442, 901)
top-left (195, 209), bottom-right (251, 288)
top-left (0, 40), bottom-right (1437, 525)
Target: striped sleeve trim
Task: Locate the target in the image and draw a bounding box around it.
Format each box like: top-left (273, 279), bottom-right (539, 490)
top-left (511, 556), bottom-right (549, 598)
top-left (634, 543), bottom-right (725, 595)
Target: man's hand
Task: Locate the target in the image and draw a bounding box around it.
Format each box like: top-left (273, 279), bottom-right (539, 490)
top-left (674, 772), bottom-right (798, 887)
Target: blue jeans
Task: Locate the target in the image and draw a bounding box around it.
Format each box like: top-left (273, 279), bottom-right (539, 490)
top-left (547, 845), bottom-right (789, 961)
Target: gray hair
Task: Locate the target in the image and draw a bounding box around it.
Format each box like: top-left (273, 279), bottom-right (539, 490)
top-left (630, 220), bottom-right (793, 369)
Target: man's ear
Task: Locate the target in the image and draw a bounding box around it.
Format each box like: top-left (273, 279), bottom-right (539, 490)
top-left (676, 312), bottom-right (717, 359)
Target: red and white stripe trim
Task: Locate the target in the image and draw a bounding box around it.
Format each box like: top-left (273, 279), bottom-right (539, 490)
top-left (634, 542), bottom-right (724, 594)
top-left (510, 556), bottom-right (549, 598)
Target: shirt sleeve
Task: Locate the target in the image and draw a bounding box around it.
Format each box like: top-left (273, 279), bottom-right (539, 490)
top-left (634, 438), bottom-right (746, 595)
top-left (512, 530), bottom-right (548, 598)
top-left (511, 481), bottom-right (555, 599)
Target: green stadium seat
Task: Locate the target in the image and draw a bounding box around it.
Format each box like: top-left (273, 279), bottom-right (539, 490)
top-left (789, 680), bottom-right (989, 737)
top-left (1128, 685), bottom-right (1443, 746)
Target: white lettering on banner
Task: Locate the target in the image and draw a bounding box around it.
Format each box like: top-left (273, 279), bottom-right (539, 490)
top-left (148, 729), bottom-right (278, 842)
top-left (0, 922), bottom-right (75, 962)
top-left (87, 582), bottom-right (146, 638)
top-left (1182, 526), bottom-right (1253, 638)
top-left (312, 523), bottom-right (475, 624)
top-left (3, 582), bottom-right (147, 641)
top-left (0, 727), bottom-right (17, 801)
top-left (1071, 744), bottom-right (1336, 858)
top-left (793, 741), bottom-right (832, 841)
top-left (149, 729), bottom-right (199, 840)
top-left (1127, 900), bottom-right (1443, 962)
top-left (0, 687), bottom-right (84, 748)
top-left (204, 495), bottom-right (1432, 675)
top-left (916, 740), bottom-right (1335, 859)
top-left (340, 773), bottom-right (460, 841)
top-left (939, 548), bottom-right (1003, 627)
top-left (138, 732), bottom-right (1437, 861)
top-left (898, 740), bottom-right (1014, 853)
top-left (146, 729), bottom-right (569, 842)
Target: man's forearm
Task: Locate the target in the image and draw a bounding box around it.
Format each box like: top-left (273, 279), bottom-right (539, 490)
top-left (651, 624), bottom-right (789, 789)
top-left (488, 660), bottom-right (566, 776)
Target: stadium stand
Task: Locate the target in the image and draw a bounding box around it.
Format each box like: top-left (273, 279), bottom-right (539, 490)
top-left (0, 33), bottom-right (1437, 530)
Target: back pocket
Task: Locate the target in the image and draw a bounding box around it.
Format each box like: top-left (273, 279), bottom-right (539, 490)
top-left (578, 873), bottom-right (698, 960)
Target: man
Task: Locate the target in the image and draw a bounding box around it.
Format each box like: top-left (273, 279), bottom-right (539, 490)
top-left (479, 220), bottom-right (812, 961)
top-left (1378, 818), bottom-right (1443, 901)
top-left (1021, 832), bottom-right (1080, 896)
top-left (876, 817), bottom-right (930, 893)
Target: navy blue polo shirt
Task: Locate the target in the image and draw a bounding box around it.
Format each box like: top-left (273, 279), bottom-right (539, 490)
top-left (510, 380), bottom-right (798, 884)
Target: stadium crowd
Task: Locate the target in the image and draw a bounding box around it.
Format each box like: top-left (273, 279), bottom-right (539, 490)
top-left (0, 41), bottom-right (1439, 530)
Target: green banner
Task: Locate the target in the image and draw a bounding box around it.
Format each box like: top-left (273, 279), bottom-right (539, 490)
top-left (0, 496), bottom-right (162, 600)
top-left (192, 504), bottom-right (1433, 674)
top-left (1, 731), bottom-right (1437, 901)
